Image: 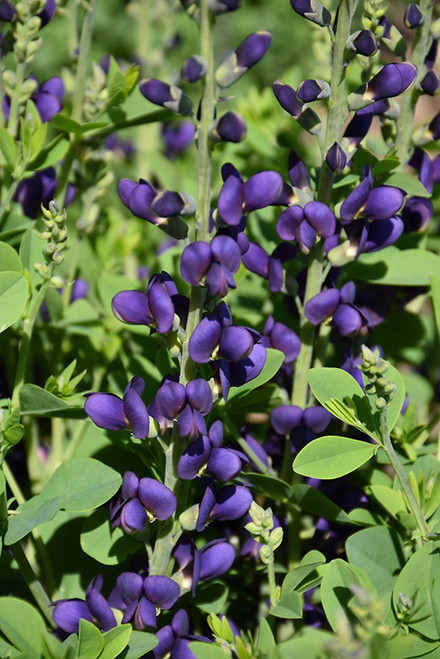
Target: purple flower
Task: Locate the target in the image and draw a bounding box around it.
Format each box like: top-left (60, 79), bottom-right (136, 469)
top-left (112, 272), bottom-right (177, 334)
top-left (218, 167), bottom-right (284, 226)
top-left (290, 0), bottom-right (331, 26)
top-left (305, 282), bottom-right (367, 337)
top-left (196, 480), bottom-right (253, 531)
top-left (216, 32), bottom-right (271, 88)
top-left (273, 81), bottom-right (304, 118)
top-left (271, 405), bottom-right (331, 452)
top-left (52, 575), bottom-right (116, 634)
top-left (325, 142), bottom-right (347, 173)
top-left (161, 120), bottom-right (195, 159)
top-left (182, 55), bottom-right (208, 82)
top-left (348, 63), bottom-right (417, 110)
top-left (180, 236), bottom-right (241, 298)
top-left (109, 573), bottom-right (180, 631)
top-left (404, 4), bottom-right (424, 29)
top-left (149, 379), bottom-right (212, 439)
top-left (3, 75), bottom-right (63, 123)
top-left (276, 201), bottom-right (335, 254)
top-left (210, 111), bottom-right (247, 143)
top-left (340, 167), bottom-right (404, 222)
top-left (84, 376), bottom-right (150, 439)
top-left (139, 78), bottom-right (192, 115)
top-left (241, 241), bottom-right (295, 290)
top-left (174, 535), bottom-right (236, 595)
top-left (15, 167), bottom-right (74, 219)
top-left (297, 79), bottom-right (330, 102)
top-left (262, 315), bottom-right (300, 363)
top-left (347, 30), bottom-right (378, 57)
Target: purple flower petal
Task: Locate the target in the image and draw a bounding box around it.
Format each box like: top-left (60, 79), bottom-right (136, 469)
top-left (296, 221), bottom-right (316, 253)
top-left (180, 242), bottom-right (212, 285)
top-left (199, 540), bottom-right (235, 580)
top-left (364, 216), bottom-right (404, 251)
top-left (144, 576), bottom-right (180, 609)
top-left (303, 406), bottom-right (332, 433)
top-left (219, 325), bottom-right (254, 362)
top-left (211, 235), bottom-right (241, 273)
top-left (148, 280), bottom-right (175, 334)
top-left (218, 173), bottom-right (245, 226)
top-left (186, 379), bottom-right (213, 413)
top-left (138, 478), bottom-right (177, 520)
top-left (361, 186), bottom-right (404, 220)
top-left (34, 91), bottom-right (62, 122)
top-left (305, 288), bottom-right (340, 324)
top-left (155, 381), bottom-right (186, 420)
top-left (124, 387), bottom-right (150, 439)
top-left (340, 175), bottom-right (372, 221)
top-left (267, 321), bottom-right (301, 362)
top-left (273, 80), bottom-right (303, 118)
top-left (271, 405), bottom-right (303, 434)
top-left (111, 572), bottom-right (143, 607)
top-left (172, 609), bottom-right (190, 636)
top-left (177, 435), bottom-right (211, 479)
top-left (189, 315), bottom-right (222, 363)
top-left (205, 262), bottom-right (233, 298)
top-left (84, 393), bottom-right (127, 431)
top-left (304, 202), bottom-right (336, 238)
top-left (209, 420), bottom-right (224, 448)
top-left (366, 62), bottom-right (417, 100)
top-left (241, 242), bottom-right (269, 278)
top-left (153, 625), bottom-right (175, 659)
top-left (196, 480), bottom-right (216, 531)
top-left (339, 281), bottom-right (356, 305)
top-left (276, 205), bottom-right (304, 241)
top-left (136, 597), bottom-right (157, 629)
top-left (332, 304), bottom-right (363, 336)
top-left (212, 485), bottom-right (253, 521)
top-left (52, 600), bottom-right (93, 634)
top-left (124, 179), bottom-right (157, 223)
top-left (121, 498), bottom-right (148, 533)
top-left (207, 447), bottom-right (242, 482)
top-left (227, 344), bottom-right (267, 387)
top-left (235, 31), bottom-right (272, 69)
top-left (87, 589), bottom-right (117, 631)
top-left (122, 471), bottom-right (139, 500)
top-left (243, 171), bottom-right (283, 212)
top-left (178, 404), bottom-right (206, 439)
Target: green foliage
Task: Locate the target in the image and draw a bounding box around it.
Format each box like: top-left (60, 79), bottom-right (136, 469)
top-left (293, 436), bottom-right (377, 479)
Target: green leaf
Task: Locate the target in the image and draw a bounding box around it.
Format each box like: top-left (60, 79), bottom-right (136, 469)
top-left (19, 228), bottom-right (44, 290)
top-left (290, 484), bottom-right (353, 525)
top-left (281, 550), bottom-right (326, 594)
top-left (0, 272), bottom-right (28, 333)
top-left (346, 527), bottom-right (405, 597)
top-left (120, 631), bottom-right (158, 659)
top-left (77, 619), bottom-right (104, 659)
top-left (27, 135), bottom-right (69, 171)
top-left (277, 637), bottom-right (327, 659)
top-left (430, 275), bottom-right (440, 340)
top-left (256, 617), bottom-right (276, 656)
top-left (270, 590), bottom-right (303, 619)
top-left (19, 384), bottom-right (83, 417)
top-left (80, 508), bottom-right (139, 565)
top-left (307, 368), bottom-right (377, 439)
top-left (0, 126), bottom-right (16, 169)
top-left (195, 581), bottom-right (229, 614)
top-left (0, 597), bottom-right (46, 655)
top-left (244, 473), bottom-right (291, 501)
top-left (367, 484), bottom-right (406, 519)
top-left (345, 247), bottom-right (440, 286)
top-left (293, 436), bottom-right (377, 479)
top-left (4, 495), bottom-right (63, 545)
top-left (321, 559), bottom-right (378, 632)
top-left (99, 625), bottom-right (132, 659)
top-left (381, 172), bottom-right (430, 197)
top-left (189, 642), bottom-right (230, 659)
top-left (228, 349), bottom-right (285, 400)
top-left (393, 540), bottom-right (440, 640)
top-left (41, 458), bottom-right (122, 512)
top-left (0, 243), bottom-right (21, 273)
top-left (50, 114), bottom-right (84, 134)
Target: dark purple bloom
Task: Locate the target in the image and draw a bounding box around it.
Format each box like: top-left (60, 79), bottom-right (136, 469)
top-left (401, 197), bottom-right (433, 233)
top-left (305, 283), bottom-right (366, 337)
top-left (84, 377), bottom-right (150, 439)
top-left (3, 75), bottom-right (64, 123)
top-left (276, 202), bottom-right (335, 254)
top-left (241, 241), bottom-right (295, 290)
top-left (216, 32), bottom-right (271, 88)
top-left (149, 379), bottom-right (212, 439)
top-left (262, 315), bottom-right (300, 363)
top-left (404, 4), bottom-right (424, 29)
top-left (38, 0), bottom-right (56, 26)
top-left (271, 405), bottom-right (331, 452)
top-left (180, 236), bottom-right (241, 298)
top-left (420, 70), bottom-right (439, 96)
top-left (182, 55), bottom-right (208, 82)
top-left (139, 78), bottom-right (192, 115)
top-left (211, 111), bottom-right (247, 143)
top-left (161, 121), bottom-right (195, 159)
top-left (174, 535), bottom-right (235, 596)
top-left (340, 168), bottom-right (404, 222)
top-left (15, 166), bottom-right (74, 219)
top-left (348, 63), bottom-right (417, 110)
top-left (112, 272), bottom-right (176, 334)
top-left (273, 81), bottom-right (304, 118)
top-left (297, 79), bottom-right (330, 102)
top-left (52, 576), bottom-right (116, 634)
top-left (326, 142), bottom-right (347, 173)
top-left (428, 112), bottom-right (440, 141)
top-left (217, 168), bottom-right (283, 226)
top-left (196, 481), bottom-right (253, 531)
top-left (138, 478), bottom-right (177, 521)
top-left (0, 0), bottom-right (16, 21)
top-left (348, 30), bottom-right (378, 57)
top-left (290, 0), bottom-right (331, 26)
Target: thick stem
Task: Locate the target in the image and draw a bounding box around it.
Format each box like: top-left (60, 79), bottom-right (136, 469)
top-left (71, 0), bottom-right (98, 123)
top-left (150, 0), bottom-right (215, 576)
top-left (394, 0), bottom-right (434, 168)
top-left (289, 0), bottom-right (354, 441)
top-left (378, 402), bottom-right (430, 540)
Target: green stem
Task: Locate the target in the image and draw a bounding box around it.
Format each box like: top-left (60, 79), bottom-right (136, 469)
top-left (11, 273), bottom-right (53, 409)
top-left (394, 0), bottom-right (434, 168)
top-left (223, 412), bottom-right (275, 477)
top-left (3, 461), bottom-right (57, 597)
top-left (378, 402), bottom-right (430, 540)
top-left (267, 549), bottom-right (278, 608)
top-left (149, 0), bottom-right (215, 577)
top-left (0, 177), bottom-right (21, 228)
top-left (7, 61), bottom-right (26, 137)
top-left (288, 0), bottom-right (354, 477)
top-left (71, 0), bottom-right (98, 123)
top-left (9, 542), bottom-right (54, 626)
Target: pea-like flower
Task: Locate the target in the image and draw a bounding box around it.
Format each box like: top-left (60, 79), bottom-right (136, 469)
top-left (161, 120), bottom-right (195, 160)
top-left (149, 378), bottom-right (213, 439)
top-left (112, 271), bottom-right (179, 335)
top-left (180, 235), bottom-right (241, 298)
top-left (277, 201), bottom-right (336, 254)
top-left (339, 166), bottom-right (404, 222)
top-left (52, 575), bottom-right (116, 634)
top-left (261, 315), bottom-right (301, 363)
top-left (215, 31), bottom-right (271, 88)
top-left (271, 405), bottom-right (332, 452)
top-left (305, 282), bottom-right (367, 337)
top-left (84, 376), bottom-right (150, 439)
top-left (173, 535), bottom-right (236, 594)
top-left (196, 480), bottom-right (253, 531)
top-left (348, 62), bottom-right (417, 110)
top-left (109, 573), bottom-right (180, 630)
top-left (290, 0), bottom-right (331, 26)
top-left (139, 78), bottom-right (193, 115)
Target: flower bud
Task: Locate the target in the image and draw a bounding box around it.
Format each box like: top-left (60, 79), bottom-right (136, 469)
top-left (404, 4), bottom-right (424, 29)
top-left (215, 32), bottom-right (271, 88)
top-left (210, 111), bottom-right (247, 143)
top-left (273, 80), bottom-right (304, 118)
top-left (347, 63), bottom-right (417, 110)
top-left (297, 78), bottom-right (330, 102)
top-left (346, 30), bottom-right (378, 57)
top-left (290, 0), bottom-right (331, 27)
top-left (139, 78), bottom-right (193, 116)
top-left (325, 142), bottom-right (347, 173)
top-left (182, 54), bottom-right (208, 82)
top-left (420, 71), bottom-right (439, 96)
